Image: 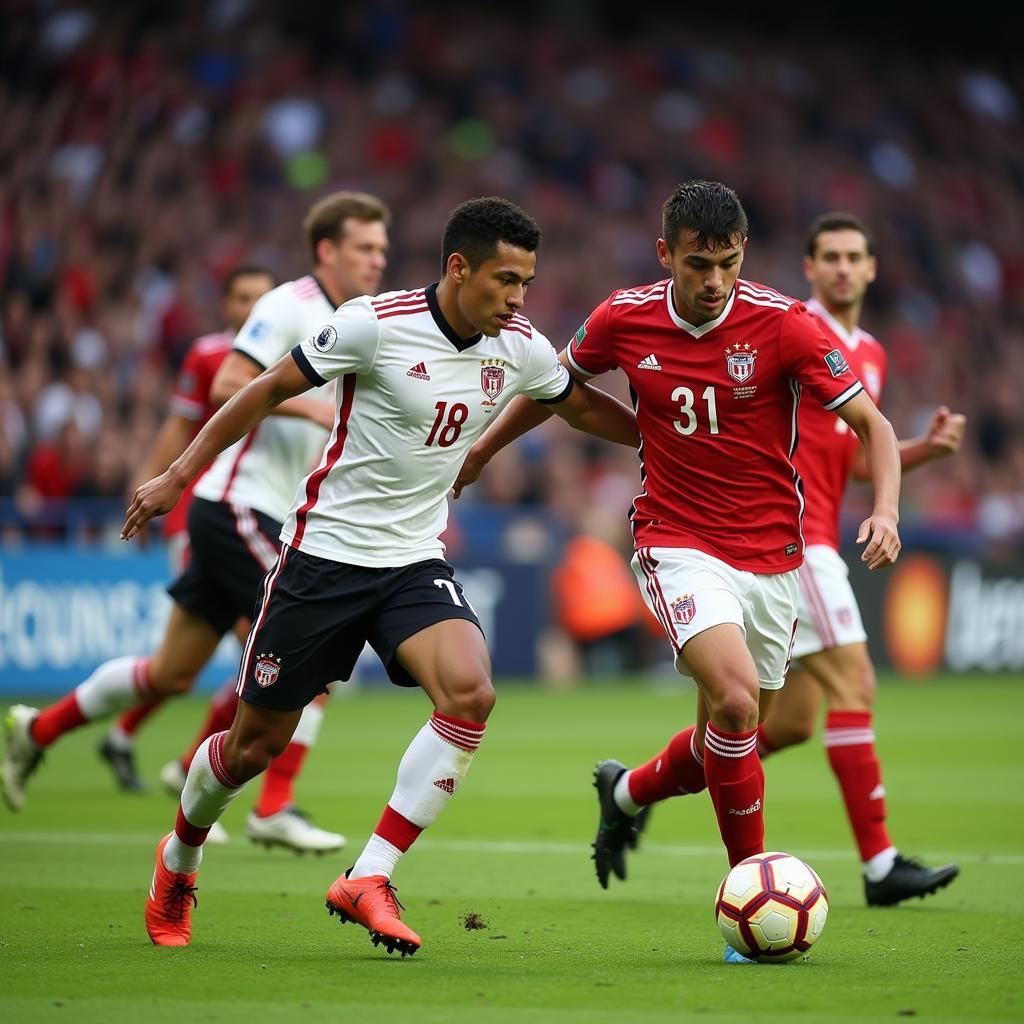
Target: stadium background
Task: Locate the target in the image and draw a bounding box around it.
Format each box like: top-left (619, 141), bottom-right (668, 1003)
top-left (1, 1), bottom-right (1022, 689)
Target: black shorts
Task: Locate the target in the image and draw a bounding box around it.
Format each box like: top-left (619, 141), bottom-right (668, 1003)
top-left (167, 497), bottom-right (283, 636)
top-left (238, 546), bottom-right (483, 711)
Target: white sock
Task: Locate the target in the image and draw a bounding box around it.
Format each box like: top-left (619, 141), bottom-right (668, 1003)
top-left (353, 835), bottom-right (403, 879)
top-left (863, 845), bottom-right (898, 882)
top-left (74, 656), bottom-right (151, 720)
top-left (350, 711), bottom-right (485, 879)
top-left (291, 700), bottom-right (325, 748)
top-left (104, 725), bottom-right (133, 750)
top-left (614, 771), bottom-right (642, 815)
top-left (162, 733), bottom-right (247, 874)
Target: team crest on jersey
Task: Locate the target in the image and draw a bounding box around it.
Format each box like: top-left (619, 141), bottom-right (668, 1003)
top-left (824, 348), bottom-right (849, 377)
top-left (480, 358), bottom-right (507, 405)
top-left (314, 325), bottom-right (337, 352)
top-left (254, 653), bottom-right (282, 688)
top-left (672, 594), bottom-right (696, 625)
top-left (724, 343), bottom-right (757, 383)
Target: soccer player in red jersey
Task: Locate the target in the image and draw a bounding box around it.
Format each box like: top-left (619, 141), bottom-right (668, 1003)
top-left (96, 265), bottom-right (274, 795)
top-left (456, 182), bottom-right (902, 957)
top-left (757, 213), bottom-right (964, 905)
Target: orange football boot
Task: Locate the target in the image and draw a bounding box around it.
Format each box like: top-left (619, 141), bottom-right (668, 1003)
top-left (145, 834), bottom-right (199, 946)
top-left (325, 871), bottom-right (421, 956)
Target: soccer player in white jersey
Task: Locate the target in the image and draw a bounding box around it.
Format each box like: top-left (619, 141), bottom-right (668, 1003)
top-left (756, 213), bottom-right (964, 905)
top-left (122, 197), bottom-right (640, 955)
top-left (3, 193), bottom-right (389, 857)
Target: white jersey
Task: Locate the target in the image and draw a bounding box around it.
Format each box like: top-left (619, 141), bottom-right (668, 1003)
top-left (281, 284), bottom-right (572, 567)
top-left (194, 275), bottom-right (336, 523)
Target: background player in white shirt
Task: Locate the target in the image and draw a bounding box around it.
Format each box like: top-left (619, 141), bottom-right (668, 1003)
top-left (3, 194), bottom-right (389, 859)
top-left (756, 213), bottom-right (965, 905)
top-left (124, 197), bottom-right (640, 956)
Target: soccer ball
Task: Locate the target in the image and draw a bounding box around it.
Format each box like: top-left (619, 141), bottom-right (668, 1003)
top-left (715, 852), bottom-right (829, 962)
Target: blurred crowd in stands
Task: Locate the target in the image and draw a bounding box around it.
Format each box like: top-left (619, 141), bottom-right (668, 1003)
top-left (2, 2), bottom-right (1022, 569)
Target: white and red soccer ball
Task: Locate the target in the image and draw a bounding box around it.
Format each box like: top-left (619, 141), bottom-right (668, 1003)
top-left (715, 852), bottom-right (829, 962)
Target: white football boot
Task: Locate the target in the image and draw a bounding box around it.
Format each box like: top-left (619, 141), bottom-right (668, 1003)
top-left (2, 704), bottom-right (43, 811)
top-left (246, 806), bottom-right (346, 854)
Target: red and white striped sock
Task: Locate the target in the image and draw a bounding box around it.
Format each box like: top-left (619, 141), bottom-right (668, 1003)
top-left (824, 710), bottom-right (894, 868)
top-left (617, 725), bottom-right (707, 812)
top-left (31, 656), bottom-right (153, 748)
top-left (350, 711), bottom-right (485, 880)
top-left (703, 724), bottom-right (765, 868)
top-left (163, 732), bottom-right (247, 874)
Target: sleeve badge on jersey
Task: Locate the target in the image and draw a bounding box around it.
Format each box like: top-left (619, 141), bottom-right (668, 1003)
top-left (254, 653), bottom-right (282, 688)
top-left (572, 321), bottom-right (587, 349)
top-left (314, 325), bottom-right (337, 352)
top-left (824, 348), bottom-right (850, 378)
top-left (725, 343), bottom-right (757, 382)
top-left (671, 594), bottom-right (696, 625)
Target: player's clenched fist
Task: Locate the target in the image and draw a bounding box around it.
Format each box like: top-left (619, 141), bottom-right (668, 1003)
top-left (121, 471), bottom-right (186, 540)
top-left (856, 513), bottom-right (901, 570)
top-left (925, 405), bottom-right (966, 458)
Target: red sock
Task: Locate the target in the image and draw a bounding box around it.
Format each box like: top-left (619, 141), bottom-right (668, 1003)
top-left (756, 725), bottom-right (777, 758)
top-left (627, 725), bottom-right (707, 805)
top-left (30, 693), bottom-right (87, 748)
top-left (374, 804), bottom-right (423, 853)
top-left (181, 682), bottom-right (239, 771)
top-left (824, 710), bottom-right (892, 861)
top-left (116, 696), bottom-right (168, 737)
top-left (703, 725), bottom-right (765, 867)
top-left (255, 742), bottom-right (309, 817)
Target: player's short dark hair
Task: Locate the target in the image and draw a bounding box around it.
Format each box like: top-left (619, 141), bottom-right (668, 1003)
top-left (222, 264), bottom-right (274, 296)
top-left (303, 191), bottom-right (391, 263)
top-left (806, 213), bottom-right (875, 257)
top-left (441, 197), bottom-right (542, 273)
top-left (662, 181), bottom-right (748, 252)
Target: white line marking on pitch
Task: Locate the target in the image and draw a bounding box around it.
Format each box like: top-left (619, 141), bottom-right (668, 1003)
top-left (0, 831), bottom-right (1020, 864)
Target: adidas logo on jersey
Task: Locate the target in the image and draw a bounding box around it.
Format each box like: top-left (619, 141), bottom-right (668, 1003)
top-left (637, 354), bottom-right (662, 370)
top-left (433, 777), bottom-right (455, 794)
top-left (407, 362), bottom-right (431, 380)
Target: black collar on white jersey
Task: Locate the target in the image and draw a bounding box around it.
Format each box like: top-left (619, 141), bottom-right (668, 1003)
top-left (426, 282), bottom-right (484, 351)
top-left (311, 275), bottom-right (337, 308)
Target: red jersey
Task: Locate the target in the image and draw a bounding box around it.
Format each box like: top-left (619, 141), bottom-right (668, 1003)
top-left (566, 279), bottom-right (864, 573)
top-left (163, 330), bottom-right (233, 537)
top-left (795, 298), bottom-right (887, 550)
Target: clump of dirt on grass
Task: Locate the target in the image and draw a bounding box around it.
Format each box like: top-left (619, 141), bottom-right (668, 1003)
top-left (461, 911), bottom-right (488, 931)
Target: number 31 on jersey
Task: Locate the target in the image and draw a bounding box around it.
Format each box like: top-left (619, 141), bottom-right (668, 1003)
top-left (672, 386), bottom-right (719, 436)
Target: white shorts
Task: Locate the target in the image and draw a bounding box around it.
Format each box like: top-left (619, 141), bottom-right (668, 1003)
top-left (632, 547), bottom-right (799, 690)
top-left (792, 545), bottom-right (867, 660)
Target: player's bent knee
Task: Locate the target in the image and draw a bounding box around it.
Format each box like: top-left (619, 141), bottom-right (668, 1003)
top-left (710, 690), bottom-right (760, 732)
top-left (437, 674), bottom-right (495, 723)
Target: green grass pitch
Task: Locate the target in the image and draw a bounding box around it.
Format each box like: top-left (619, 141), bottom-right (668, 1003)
top-left (2, 675), bottom-right (1022, 1023)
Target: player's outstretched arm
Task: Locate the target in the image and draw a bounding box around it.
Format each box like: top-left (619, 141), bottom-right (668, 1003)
top-left (547, 378), bottom-right (639, 447)
top-left (851, 405), bottom-right (967, 481)
top-left (836, 391), bottom-right (902, 570)
top-left (121, 353), bottom-right (314, 539)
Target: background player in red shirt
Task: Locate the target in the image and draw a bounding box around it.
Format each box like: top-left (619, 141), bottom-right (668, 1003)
top-left (757, 213), bottom-right (965, 905)
top-left (456, 182), bottom-right (902, 961)
top-left (97, 265), bottom-right (274, 795)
